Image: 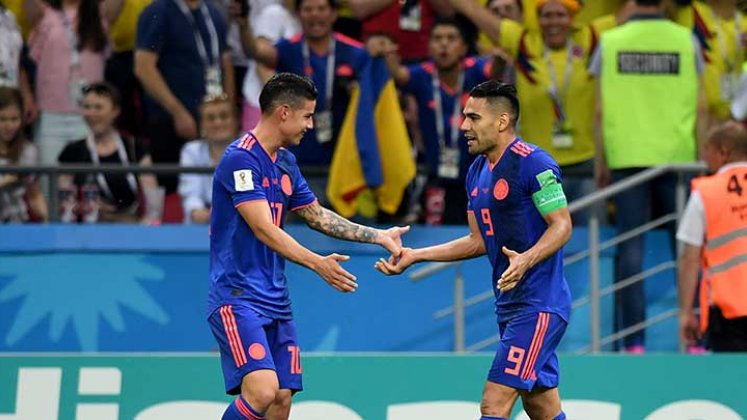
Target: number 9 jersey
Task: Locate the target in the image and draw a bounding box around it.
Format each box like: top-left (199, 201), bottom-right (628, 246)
top-left (465, 138), bottom-right (572, 323)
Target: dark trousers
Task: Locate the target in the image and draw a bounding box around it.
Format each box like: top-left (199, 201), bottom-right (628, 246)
top-left (105, 51), bottom-right (143, 138)
top-left (145, 116), bottom-right (188, 194)
top-left (611, 169), bottom-right (679, 349)
top-left (708, 306), bottom-right (747, 352)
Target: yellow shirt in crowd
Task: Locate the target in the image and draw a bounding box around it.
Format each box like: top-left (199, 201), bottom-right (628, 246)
top-left (497, 19), bottom-right (605, 166)
top-left (676, 1), bottom-right (747, 120)
top-left (110, 0), bottom-right (151, 53)
top-left (477, 0), bottom-right (625, 53)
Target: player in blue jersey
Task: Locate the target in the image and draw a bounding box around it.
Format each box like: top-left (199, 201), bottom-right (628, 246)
top-left (376, 81), bottom-right (572, 420)
top-left (210, 72), bottom-right (409, 420)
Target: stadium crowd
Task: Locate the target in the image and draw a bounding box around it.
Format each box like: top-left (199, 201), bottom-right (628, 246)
top-left (1, 0), bottom-right (747, 352)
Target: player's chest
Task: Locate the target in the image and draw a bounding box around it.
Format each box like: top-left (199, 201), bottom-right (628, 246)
top-left (472, 170), bottom-right (522, 212)
top-left (259, 170), bottom-right (294, 205)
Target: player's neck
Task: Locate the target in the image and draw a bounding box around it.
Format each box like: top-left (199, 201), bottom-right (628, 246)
top-left (250, 122), bottom-right (283, 156)
top-left (485, 133), bottom-right (516, 165)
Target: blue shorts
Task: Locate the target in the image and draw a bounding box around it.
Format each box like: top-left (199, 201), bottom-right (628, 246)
top-left (208, 304), bottom-right (303, 395)
top-left (488, 311), bottom-right (567, 391)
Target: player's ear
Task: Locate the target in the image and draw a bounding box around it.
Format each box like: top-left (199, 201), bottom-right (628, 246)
top-left (498, 112), bottom-right (510, 132)
top-left (277, 104), bottom-right (290, 122)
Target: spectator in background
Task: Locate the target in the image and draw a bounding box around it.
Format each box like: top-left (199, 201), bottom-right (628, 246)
top-left (2, 0), bottom-right (32, 38)
top-left (349, 0), bottom-right (454, 63)
top-left (24, 0), bottom-right (124, 166)
top-left (238, 0), bottom-right (370, 201)
top-left (0, 1), bottom-right (36, 123)
top-left (477, 0), bottom-right (523, 59)
top-left (57, 82), bottom-right (161, 224)
top-left (235, 0), bottom-right (300, 131)
top-left (675, 0), bottom-right (747, 135)
top-left (331, 0), bottom-right (361, 39)
top-left (0, 87), bottom-right (47, 223)
top-left (678, 121), bottom-right (747, 352)
top-left (178, 93), bottom-right (237, 224)
top-left (589, 0), bottom-right (704, 352)
top-left (105, 0), bottom-right (150, 138)
top-left (729, 61), bottom-right (747, 119)
top-left (370, 19), bottom-right (500, 225)
top-left (453, 0), bottom-right (616, 225)
top-left (135, 0), bottom-right (234, 202)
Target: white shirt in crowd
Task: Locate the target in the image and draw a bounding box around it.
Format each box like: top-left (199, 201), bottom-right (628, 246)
top-left (178, 140), bottom-right (215, 224)
top-left (0, 5), bottom-right (23, 87)
top-left (241, 1), bottom-right (300, 107)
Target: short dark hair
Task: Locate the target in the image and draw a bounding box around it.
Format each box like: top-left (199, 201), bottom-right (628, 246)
top-left (295, 0), bottom-right (338, 10)
top-left (430, 17), bottom-right (467, 43)
top-left (259, 73), bottom-right (318, 114)
top-left (82, 81), bottom-right (121, 108)
top-left (469, 81), bottom-right (520, 126)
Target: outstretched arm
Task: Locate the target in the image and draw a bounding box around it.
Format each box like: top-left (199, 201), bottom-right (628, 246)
top-left (366, 34), bottom-right (410, 86)
top-left (294, 200), bottom-right (409, 256)
top-left (236, 12), bottom-right (278, 67)
top-left (376, 211), bottom-right (486, 275)
top-left (448, 0), bottom-right (502, 45)
top-left (238, 200), bottom-right (358, 292)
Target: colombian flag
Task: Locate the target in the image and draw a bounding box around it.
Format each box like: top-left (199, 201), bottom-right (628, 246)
top-left (327, 57), bottom-right (415, 217)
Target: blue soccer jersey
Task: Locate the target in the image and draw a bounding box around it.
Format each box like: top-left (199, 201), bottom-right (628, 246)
top-left (403, 57), bottom-right (493, 180)
top-left (466, 138), bottom-right (572, 322)
top-left (208, 133), bottom-right (317, 319)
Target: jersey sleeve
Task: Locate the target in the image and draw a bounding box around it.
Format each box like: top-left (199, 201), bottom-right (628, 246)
top-left (216, 150), bottom-right (266, 207)
top-left (288, 163), bottom-right (317, 211)
top-left (402, 64), bottom-right (428, 95)
top-left (273, 39), bottom-right (292, 71)
top-left (523, 152), bottom-right (568, 217)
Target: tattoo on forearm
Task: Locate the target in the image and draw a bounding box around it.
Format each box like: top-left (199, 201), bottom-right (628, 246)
top-left (295, 202), bottom-right (378, 243)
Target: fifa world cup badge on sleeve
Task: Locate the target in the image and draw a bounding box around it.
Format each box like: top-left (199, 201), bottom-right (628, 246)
top-left (234, 170), bottom-right (254, 192)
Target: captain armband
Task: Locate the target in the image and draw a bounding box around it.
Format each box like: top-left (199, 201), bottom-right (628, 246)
top-left (531, 169), bottom-right (568, 216)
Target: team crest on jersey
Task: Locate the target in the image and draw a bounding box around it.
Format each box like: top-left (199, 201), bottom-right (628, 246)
top-left (233, 170), bottom-right (254, 191)
top-left (281, 174), bottom-right (293, 195)
top-left (262, 177), bottom-right (270, 188)
top-left (494, 178), bottom-right (509, 200)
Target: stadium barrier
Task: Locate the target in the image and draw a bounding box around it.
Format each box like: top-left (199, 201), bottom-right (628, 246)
top-left (0, 354), bottom-right (744, 420)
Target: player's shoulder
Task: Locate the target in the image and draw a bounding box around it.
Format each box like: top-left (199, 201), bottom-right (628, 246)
top-left (509, 139), bottom-right (559, 170)
top-left (334, 32), bottom-right (365, 50)
top-left (218, 134), bottom-right (261, 168)
top-left (507, 138), bottom-right (540, 159)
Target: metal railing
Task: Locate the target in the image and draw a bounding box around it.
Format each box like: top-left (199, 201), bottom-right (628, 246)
top-left (410, 162), bottom-right (707, 353)
top-left (0, 164), bottom-right (332, 222)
